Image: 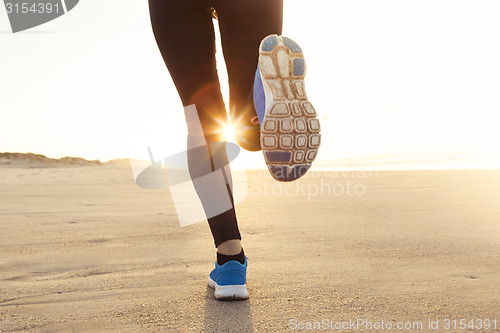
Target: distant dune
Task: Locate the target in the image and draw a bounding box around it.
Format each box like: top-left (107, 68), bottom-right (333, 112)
top-left (0, 152), bottom-right (130, 168)
top-left (2, 151), bottom-right (498, 170)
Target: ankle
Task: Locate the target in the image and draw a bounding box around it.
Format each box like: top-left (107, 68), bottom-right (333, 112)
top-left (217, 239), bottom-right (242, 255)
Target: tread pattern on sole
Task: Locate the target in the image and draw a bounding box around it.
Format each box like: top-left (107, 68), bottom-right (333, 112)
top-left (259, 35), bottom-right (321, 182)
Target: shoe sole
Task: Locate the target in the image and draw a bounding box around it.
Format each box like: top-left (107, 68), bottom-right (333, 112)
top-left (208, 277), bottom-right (249, 300)
top-left (258, 35), bottom-right (321, 182)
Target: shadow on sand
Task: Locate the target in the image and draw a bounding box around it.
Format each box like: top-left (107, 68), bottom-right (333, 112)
top-left (203, 286), bottom-right (253, 333)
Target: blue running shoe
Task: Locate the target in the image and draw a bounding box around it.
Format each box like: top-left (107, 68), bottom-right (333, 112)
top-left (208, 257), bottom-right (249, 300)
top-left (254, 35), bottom-right (321, 182)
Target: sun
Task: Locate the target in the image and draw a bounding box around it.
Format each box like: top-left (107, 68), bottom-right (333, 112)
top-left (224, 125), bottom-right (235, 141)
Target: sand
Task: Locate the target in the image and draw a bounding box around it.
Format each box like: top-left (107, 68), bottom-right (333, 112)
top-left (1, 165), bottom-right (499, 332)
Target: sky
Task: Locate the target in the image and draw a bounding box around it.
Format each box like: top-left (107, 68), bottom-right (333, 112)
top-left (1, 0), bottom-right (500, 169)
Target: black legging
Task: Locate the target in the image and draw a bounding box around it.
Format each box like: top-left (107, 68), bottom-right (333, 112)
top-left (149, 0), bottom-right (283, 247)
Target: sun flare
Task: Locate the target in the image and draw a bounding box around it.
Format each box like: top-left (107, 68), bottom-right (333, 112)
top-left (224, 125), bottom-right (235, 141)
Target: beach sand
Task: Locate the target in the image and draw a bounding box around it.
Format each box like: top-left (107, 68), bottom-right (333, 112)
top-left (1, 165), bottom-right (499, 332)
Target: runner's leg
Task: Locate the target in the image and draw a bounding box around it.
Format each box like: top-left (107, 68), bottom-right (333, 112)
top-left (149, 0), bottom-right (241, 248)
top-left (214, 0), bottom-right (283, 151)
